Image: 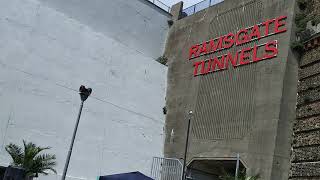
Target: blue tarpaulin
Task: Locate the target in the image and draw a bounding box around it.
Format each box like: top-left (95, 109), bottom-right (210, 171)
top-left (99, 171), bottom-right (153, 180)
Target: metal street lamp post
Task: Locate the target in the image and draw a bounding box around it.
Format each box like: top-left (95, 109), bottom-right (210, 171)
top-left (61, 85), bottom-right (92, 180)
top-left (181, 110), bottom-right (193, 180)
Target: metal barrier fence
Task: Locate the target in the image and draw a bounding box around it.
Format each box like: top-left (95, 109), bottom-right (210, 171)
top-left (148, 0), bottom-right (171, 12)
top-left (182, 0), bottom-right (224, 17)
top-left (150, 157), bottom-right (183, 180)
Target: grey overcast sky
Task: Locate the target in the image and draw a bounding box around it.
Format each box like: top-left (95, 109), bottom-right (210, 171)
top-left (161, 0), bottom-right (203, 8)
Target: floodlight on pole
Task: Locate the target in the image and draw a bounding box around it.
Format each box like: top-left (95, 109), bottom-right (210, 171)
top-left (181, 110), bottom-right (193, 180)
top-left (61, 85), bottom-right (92, 180)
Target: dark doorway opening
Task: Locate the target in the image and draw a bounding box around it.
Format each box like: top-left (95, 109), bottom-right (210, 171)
top-left (187, 159), bottom-right (245, 180)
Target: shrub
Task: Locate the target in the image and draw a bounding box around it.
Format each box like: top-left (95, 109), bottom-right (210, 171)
top-left (156, 56), bottom-right (168, 65)
top-left (291, 41), bottom-right (304, 53)
top-left (297, 0), bottom-right (307, 10)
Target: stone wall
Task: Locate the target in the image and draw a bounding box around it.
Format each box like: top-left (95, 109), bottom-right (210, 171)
top-left (289, 0), bottom-right (320, 178)
top-left (290, 37), bottom-right (320, 179)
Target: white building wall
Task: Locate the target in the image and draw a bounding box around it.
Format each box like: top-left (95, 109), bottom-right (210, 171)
top-left (0, 0), bottom-right (169, 179)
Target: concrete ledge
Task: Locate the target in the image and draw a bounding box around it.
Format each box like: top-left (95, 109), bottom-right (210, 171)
top-left (293, 130), bottom-right (320, 147)
top-left (292, 146), bottom-right (320, 162)
top-left (296, 101), bottom-right (320, 119)
top-left (300, 46), bottom-right (320, 67)
top-left (293, 116), bottom-right (320, 133)
top-left (290, 162), bottom-right (320, 177)
top-left (294, 115), bottom-right (320, 133)
top-left (297, 86), bottom-right (320, 105)
top-left (299, 63), bottom-right (320, 80)
top-left (298, 75), bottom-right (320, 92)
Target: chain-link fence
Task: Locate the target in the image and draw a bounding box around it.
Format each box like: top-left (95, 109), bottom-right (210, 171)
top-left (182, 0), bottom-right (224, 17)
top-left (150, 157), bottom-right (183, 180)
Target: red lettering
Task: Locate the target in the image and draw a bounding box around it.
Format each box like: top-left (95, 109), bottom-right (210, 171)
top-left (225, 52), bottom-right (239, 68)
top-left (239, 47), bottom-right (251, 65)
top-left (253, 44), bottom-right (262, 62)
top-left (236, 29), bottom-right (249, 45)
top-left (264, 41), bottom-right (278, 59)
top-left (201, 59), bottom-right (211, 75)
top-left (275, 16), bottom-right (287, 34)
top-left (199, 42), bottom-right (208, 56)
top-left (210, 36), bottom-right (223, 52)
top-left (212, 56), bottom-right (225, 71)
top-left (249, 25), bottom-right (261, 40)
top-left (193, 61), bottom-right (202, 76)
top-left (262, 19), bottom-right (274, 36)
top-left (223, 33), bottom-right (235, 49)
top-left (189, 45), bottom-right (199, 59)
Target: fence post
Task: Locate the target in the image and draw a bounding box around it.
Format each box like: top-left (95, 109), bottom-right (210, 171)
top-left (235, 154), bottom-right (240, 180)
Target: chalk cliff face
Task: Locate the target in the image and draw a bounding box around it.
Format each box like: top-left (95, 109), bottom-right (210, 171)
top-left (163, 0), bottom-right (298, 179)
top-left (0, 0), bottom-right (169, 179)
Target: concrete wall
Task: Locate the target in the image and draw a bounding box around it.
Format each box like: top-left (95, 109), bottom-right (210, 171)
top-left (164, 0), bottom-right (298, 179)
top-left (0, 0), bottom-right (169, 179)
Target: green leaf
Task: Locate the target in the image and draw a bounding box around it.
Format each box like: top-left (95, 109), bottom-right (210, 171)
top-left (5, 140), bottom-right (57, 177)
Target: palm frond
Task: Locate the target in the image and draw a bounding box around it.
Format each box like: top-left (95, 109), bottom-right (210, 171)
top-left (246, 174), bottom-right (260, 180)
top-left (6, 140), bottom-right (57, 177)
top-left (220, 168), bottom-right (260, 180)
top-left (5, 143), bottom-right (23, 166)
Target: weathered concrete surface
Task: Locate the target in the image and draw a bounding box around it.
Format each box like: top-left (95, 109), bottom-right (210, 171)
top-left (0, 0), bottom-right (169, 179)
top-left (37, 0), bottom-right (171, 59)
top-left (164, 0), bottom-right (298, 179)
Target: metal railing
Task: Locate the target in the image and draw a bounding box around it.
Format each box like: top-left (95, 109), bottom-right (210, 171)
top-left (150, 157), bottom-right (183, 180)
top-left (148, 0), bottom-right (171, 12)
top-left (182, 0), bottom-right (224, 17)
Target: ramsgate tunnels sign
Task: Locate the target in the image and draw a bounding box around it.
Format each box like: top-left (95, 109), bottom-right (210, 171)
top-left (189, 16), bottom-right (287, 76)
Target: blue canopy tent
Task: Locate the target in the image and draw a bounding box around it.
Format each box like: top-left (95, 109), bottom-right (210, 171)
top-left (99, 171), bottom-right (153, 180)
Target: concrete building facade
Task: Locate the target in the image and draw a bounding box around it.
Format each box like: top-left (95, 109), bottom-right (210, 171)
top-left (0, 0), bottom-right (170, 179)
top-left (164, 0), bottom-right (299, 179)
top-left (2, 0), bottom-right (320, 179)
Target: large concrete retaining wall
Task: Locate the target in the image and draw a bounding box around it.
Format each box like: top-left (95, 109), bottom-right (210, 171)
top-left (164, 0), bottom-right (298, 179)
top-left (0, 0), bottom-right (169, 179)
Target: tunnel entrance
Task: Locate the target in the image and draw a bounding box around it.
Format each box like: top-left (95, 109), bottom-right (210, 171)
top-left (186, 159), bottom-right (246, 180)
